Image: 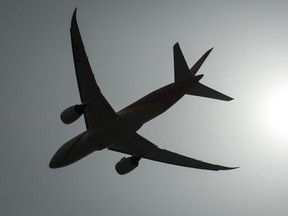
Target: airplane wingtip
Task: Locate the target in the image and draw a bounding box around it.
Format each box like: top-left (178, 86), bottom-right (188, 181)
top-left (221, 166), bottom-right (240, 171)
top-left (73, 7), bottom-right (78, 15)
top-left (206, 47), bottom-right (214, 55)
top-left (224, 96), bottom-right (234, 101)
top-left (71, 8), bottom-right (78, 27)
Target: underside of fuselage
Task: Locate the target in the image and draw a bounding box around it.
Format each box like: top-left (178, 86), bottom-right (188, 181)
top-left (49, 110), bottom-right (149, 168)
top-left (50, 76), bottom-right (203, 169)
top-left (119, 75), bottom-right (203, 122)
top-left (49, 130), bottom-right (111, 168)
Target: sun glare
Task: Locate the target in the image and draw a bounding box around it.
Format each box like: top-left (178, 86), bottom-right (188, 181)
top-left (262, 85), bottom-right (288, 139)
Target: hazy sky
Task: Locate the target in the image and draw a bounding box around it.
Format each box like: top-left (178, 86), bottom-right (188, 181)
top-left (1, 1), bottom-right (288, 215)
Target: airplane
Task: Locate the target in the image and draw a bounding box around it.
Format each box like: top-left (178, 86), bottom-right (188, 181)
top-left (49, 9), bottom-right (238, 175)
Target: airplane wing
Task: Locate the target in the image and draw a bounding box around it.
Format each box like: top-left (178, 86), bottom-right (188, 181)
top-left (109, 133), bottom-right (237, 171)
top-left (70, 9), bottom-right (117, 129)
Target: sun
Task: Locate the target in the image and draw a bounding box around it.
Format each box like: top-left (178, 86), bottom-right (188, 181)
top-left (262, 84), bottom-right (288, 139)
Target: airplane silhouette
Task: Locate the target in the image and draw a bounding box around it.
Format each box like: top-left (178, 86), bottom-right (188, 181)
top-left (49, 9), bottom-right (238, 175)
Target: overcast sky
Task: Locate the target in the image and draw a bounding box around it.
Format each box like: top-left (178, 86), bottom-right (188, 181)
top-left (1, 0), bottom-right (288, 215)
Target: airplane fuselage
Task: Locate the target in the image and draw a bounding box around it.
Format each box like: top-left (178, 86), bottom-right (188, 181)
top-left (49, 75), bottom-right (203, 168)
top-left (119, 74), bottom-right (203, 123)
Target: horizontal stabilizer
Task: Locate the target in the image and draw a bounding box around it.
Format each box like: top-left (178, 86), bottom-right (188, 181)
top-left (187, 82), bottom-right (233, 101)
top-left (190, 48), bottom-right (213, 76)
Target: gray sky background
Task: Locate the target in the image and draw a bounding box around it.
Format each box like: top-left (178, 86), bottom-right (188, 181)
top-left (1, 0), bottom-right (288, 215)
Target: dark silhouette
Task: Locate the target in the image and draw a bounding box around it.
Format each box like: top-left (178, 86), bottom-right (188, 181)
top-left (50, 9), bottom-right (237, 175)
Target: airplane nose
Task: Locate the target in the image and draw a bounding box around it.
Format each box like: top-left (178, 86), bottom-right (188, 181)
top-left (49, 158), bottom-right (60, 168)
top-left (49, 131), bottom-right (88, 169)
top-left (49, 151), bottom-right (63, 168)
top-left (49, 142), bottom-right (71, 169)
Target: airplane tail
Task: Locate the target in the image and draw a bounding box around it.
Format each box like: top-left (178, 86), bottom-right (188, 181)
top-left (173, 43), bottom-right (233, 101)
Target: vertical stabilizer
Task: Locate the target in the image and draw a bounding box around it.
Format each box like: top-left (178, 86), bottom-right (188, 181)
top-left (174, 43), bottom-right (190, 83)
top-left (174, 43), bottom-right (213, 83)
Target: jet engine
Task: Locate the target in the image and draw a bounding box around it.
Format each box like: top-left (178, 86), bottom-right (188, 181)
top-left (115, 156), bottom-right (141, 175)
top-left (60, 104), bottom-right (85, 124)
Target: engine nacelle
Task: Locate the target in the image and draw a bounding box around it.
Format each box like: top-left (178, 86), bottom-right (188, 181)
top-left (60, 104), bottom-right (85, 124)
top-left (115, 156), bottom-right (141, 175)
